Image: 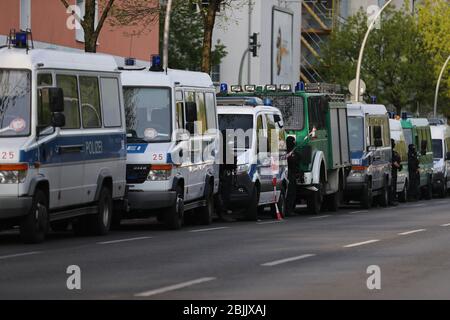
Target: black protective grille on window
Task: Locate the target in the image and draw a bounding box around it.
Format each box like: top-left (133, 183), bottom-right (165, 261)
top-left (126, 164), bottom-right (151, 184)
top-left (257, 95), bottom-right (305, 130)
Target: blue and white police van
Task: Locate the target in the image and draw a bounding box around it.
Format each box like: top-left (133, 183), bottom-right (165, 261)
top-left (216, 93), bottom-right (288, 220)
top-left (119, 58), bottom-right (219, 230)
top-left (0, 31), bottom-right (126, 243)
top-left (345, 103), bottom-right (392, 208)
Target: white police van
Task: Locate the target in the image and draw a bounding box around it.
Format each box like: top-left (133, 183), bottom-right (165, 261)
top-left (119, 58), bottom-right (219, 229)
top-left (0, 31), bottom-right (126, 243)
top-left (216, 94), bottom-right (288, 220)
top-left (430, 122), bottom-right (450, 197)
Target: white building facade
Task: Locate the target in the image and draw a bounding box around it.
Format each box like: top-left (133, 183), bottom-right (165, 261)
top-left (212, 0), bottom-right (301, 87)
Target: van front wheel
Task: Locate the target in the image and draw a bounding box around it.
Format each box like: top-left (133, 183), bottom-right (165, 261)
top-left (198, 186), bottom-right (214, 225)
top-left (165, 186), bottom-right (184, 230)
top-left (20, 190), bottom-right (49, 244)
top-left (88, 186), bottom-right (112, 235)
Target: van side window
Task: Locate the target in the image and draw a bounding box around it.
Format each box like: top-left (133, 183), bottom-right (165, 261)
top-left (256, 114), bottom-right (264, 154)
top-left (205, 92), bottom-right (217, 130)
top-left (308, 97), bottom-right (325, 130)
top-left (37, 73), bottom-right (52, 87)
top-left (266, 114), bottom-right (277, 153)
top-left (37, 73), bottom-right (53, 128)
top-left (196, 92), bottom-right (207, 134)
top-left (80, 76), bottom-right (102, 128)
top-left (175, 90), bottom-right (184, 130)
top-left (101, 78), bottom-right (122, 127)
top-left (372, 125), bottom-right (382, 146)
top-left (56, 74), bottom-right (80, 129)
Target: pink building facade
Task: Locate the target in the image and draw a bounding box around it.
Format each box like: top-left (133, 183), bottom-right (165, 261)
top-left (0, 0), bottom-right (159, 63)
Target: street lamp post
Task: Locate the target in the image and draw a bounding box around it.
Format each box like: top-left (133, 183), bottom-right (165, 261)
top-left (162, 0), bottom-right (173, 73)
top-left (354, 0), bottom-right (394, 102)
top-left (433, 55), bottom-right (450, 118)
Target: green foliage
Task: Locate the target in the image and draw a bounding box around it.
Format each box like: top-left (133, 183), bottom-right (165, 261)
top-left (317, 7), bottom-right (436, 115)
top-left (160, 1), bottom-right (227, 71)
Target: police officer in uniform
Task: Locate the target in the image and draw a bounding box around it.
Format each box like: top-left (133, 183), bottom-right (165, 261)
top-left (286, 136), bottom-right (300, 216)
top-left (408, 143), bottom-right (420, 201)
top-left (390, 139), bottom-right (402, 206)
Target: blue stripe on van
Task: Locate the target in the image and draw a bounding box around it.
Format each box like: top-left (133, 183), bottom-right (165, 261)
top-left (20, 133), bottom-right (126, 165)
top-left (126, 144), bottom-right (148, 154)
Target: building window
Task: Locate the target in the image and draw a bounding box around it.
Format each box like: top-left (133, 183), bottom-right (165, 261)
top-left (76, 0), bottom-right (99, 42)
top-left (20, 0), bottom-right (31, 30)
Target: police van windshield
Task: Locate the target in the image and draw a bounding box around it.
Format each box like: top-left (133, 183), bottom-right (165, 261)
top-left (124, 87), bottom-right (172, 142)
top-left (0, 69), bottom-right (31, 137)
top-left (348, 116), bottom-right (364, 152)
top-left (432, 139), bottom-right (443, 159)
top-left (219, 114), bottom-right (254, 150)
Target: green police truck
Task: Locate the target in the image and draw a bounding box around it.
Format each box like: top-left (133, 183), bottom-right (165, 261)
top-left (401, 117), bottom-right (434, 200)
top-left (218, 83), bottom-right (351, 214)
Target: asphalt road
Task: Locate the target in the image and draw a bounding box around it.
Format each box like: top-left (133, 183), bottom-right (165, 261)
top-left (0, 198), bottom-right (450, 300)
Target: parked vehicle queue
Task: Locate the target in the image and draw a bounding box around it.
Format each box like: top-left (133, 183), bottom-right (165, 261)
top-left (0, 32), bottom-right (446, 244)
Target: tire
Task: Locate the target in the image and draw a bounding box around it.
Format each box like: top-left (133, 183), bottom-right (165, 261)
top-left (439, 179), bottom-right (447, 198)
top-left (379, 180), bottom-right (389, 207)
top-left (307, 184), bottom-right (323, 215)
top-left (20, 189), bottom-right (49, 244)
top-left (245, 186), bottom-right (259, 221)
top-left (87, 186), bottom-right (113, 236)
top-left (361, 182), bottom-right (373, 209)
top-left (423, 176), bottom-right (433, 200)
top-left (398, 180), bottom-right (408, 203)
top-left (164, 186), bottom-right (184, 230)
top-left (198, 185), bottom-right (214, 225)
top-left (51, 220), bottom-right (69, 232)
top-left (327, 191), bottom-right (340, 212)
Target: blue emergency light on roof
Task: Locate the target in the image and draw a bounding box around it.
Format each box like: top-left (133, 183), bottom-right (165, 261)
top-left (371, 95), bottom-right (377, 104)
top-left (125, 57), bottom-right (136, 66)
top-left (14, 31), bottom-right (28, 48)
top-left (295, 81), bottom-right (305, 92)
top-left (263, 98), bottom-right (272, 106)
top-left (220, 83), bottom-right (228, 93)
top-left (150, 54), bottom-right (163, 72)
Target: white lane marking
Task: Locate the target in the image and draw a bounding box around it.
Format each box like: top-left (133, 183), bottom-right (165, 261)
top-left (398, 229), bottom-right (426, 236)
top-left (350, 210), bottom-right (368, 214)
top-left (408, 203), bottom-right (426, 208)
top-left (261, 254), bottom-right (316, 267)
top-left (189, 227), bottom-right (230, 233)
top-left (440, 223), bottom-right (450, 227)
top-left (256, 220), bottom-right (285, 225)
top-left (97, 236), bottom-right (152, 245)
top-left (0, 251), bottom-right (41, 260)
top-left (135, 277), bottom-right (216, 297)
top-left (343, 239), bottom-right (380, 248)
top-left (309, 215), bottom-right (331, 220)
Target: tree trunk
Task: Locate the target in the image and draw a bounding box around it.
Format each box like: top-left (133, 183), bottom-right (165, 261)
top-left (83, 0), bottom-right (98, 52)
top-left (201, 0), bottom-right (220, 74)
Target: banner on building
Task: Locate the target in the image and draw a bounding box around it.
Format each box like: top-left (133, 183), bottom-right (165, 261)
top-left (271, 7), bottom-right (294, 85)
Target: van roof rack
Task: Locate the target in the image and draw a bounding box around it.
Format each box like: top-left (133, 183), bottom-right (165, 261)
top-left (305, 82), bottom-right (341, 94)
top-left (6, 29), bottom-right (34, 53)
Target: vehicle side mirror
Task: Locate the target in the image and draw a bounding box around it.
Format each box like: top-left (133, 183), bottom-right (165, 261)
top-left (274, 114), bottom-right (281, 123)
top-left (374, 138), bottom-right (383, 148)
top-left (446, 152), bottom-right (450, 161)
top-left (51, 112), bottom-right (65, 128)
top-left (176, 131), bottom-right (190, 142)
top-left (40, 87), bottom-right (64, 113)
top-left (185, 102), bottom-right (197, 123)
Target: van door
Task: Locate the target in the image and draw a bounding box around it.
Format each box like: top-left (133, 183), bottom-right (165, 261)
top-left (256, 113), bottom-right (272, 204)
top-left (55, 74), bottom-right (85, 208)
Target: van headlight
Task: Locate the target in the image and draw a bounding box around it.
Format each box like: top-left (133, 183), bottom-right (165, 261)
top-left (236, 164), bottom-right (250, 174)
top-left (147, 164), bottom-right (172, 181)
top-left (0, 164), bottom-right (28, 184)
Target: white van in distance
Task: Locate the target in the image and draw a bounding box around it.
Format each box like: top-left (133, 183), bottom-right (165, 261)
top-left (430, 122), bottom-right (450, 197)
top-left (119, 58), bottom-right (219, 229)
top-left (0, 31), bottom-right (127, 243)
